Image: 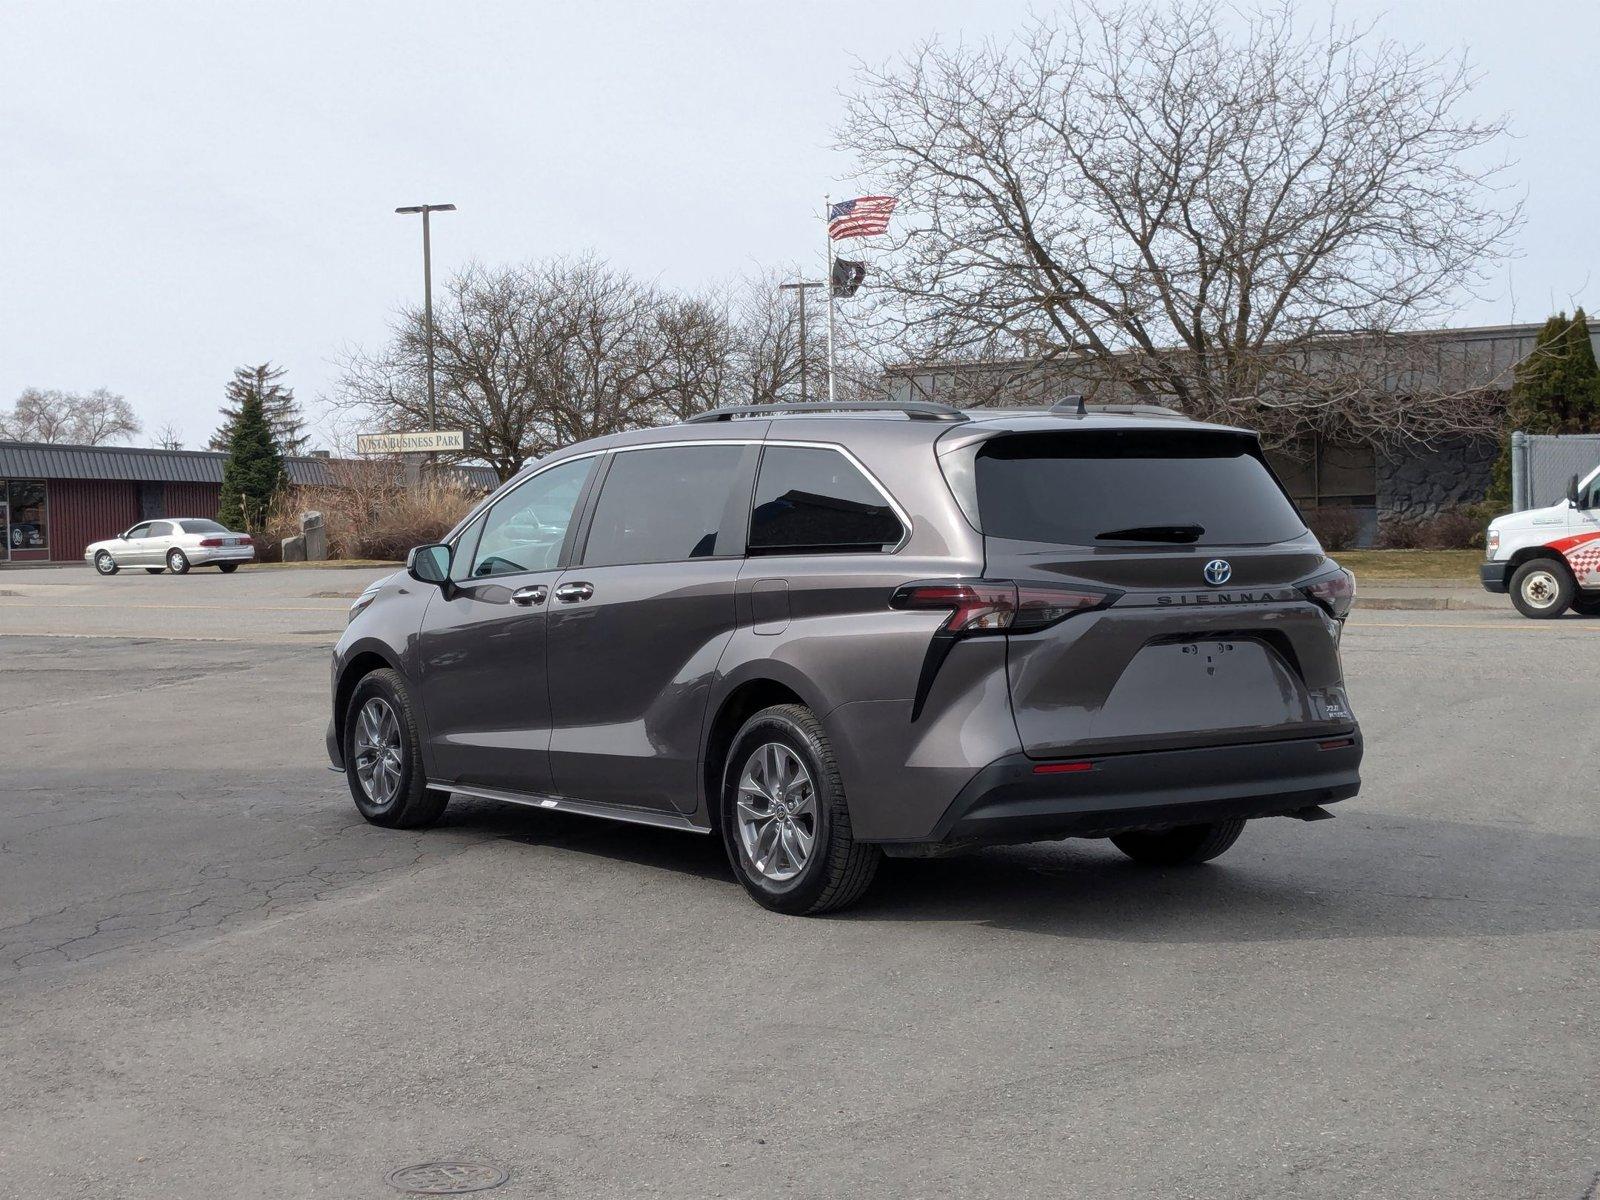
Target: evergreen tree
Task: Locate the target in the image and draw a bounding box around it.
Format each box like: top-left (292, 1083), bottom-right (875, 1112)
top-left (208, 363), bottom-right (309, 454)
top-left (1487, 310), bottom-right (1600, 505)
top-left (217, 387), bottom-right (285, 532)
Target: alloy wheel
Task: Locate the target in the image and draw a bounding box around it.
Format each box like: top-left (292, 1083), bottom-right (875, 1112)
top-left (735, 742), bottom-right (817, 883)
top-left (353, 697), bottom-right (404, 806)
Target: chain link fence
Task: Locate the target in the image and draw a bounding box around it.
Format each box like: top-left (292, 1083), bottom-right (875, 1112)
top-left (1511, 432), bottom-right (1600, 510)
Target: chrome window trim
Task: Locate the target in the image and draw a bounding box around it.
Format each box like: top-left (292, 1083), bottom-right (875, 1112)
top-left (446, 435), bottom-right (912, 560)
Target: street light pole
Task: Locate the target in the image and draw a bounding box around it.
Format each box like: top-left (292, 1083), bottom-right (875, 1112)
top-left (395, 204), bottom-right (456, 453)
top-left (778, 279), bottom-right (824, 403)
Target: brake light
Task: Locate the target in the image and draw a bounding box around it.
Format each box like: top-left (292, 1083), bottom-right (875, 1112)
top-left (199, 538), bottom-right (223, 547)
top-left (890, 580), bottom-right (1115, 633)
top-left (1300, 568), bottom-right (1355, 619)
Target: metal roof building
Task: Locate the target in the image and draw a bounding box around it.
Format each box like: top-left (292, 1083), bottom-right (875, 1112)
top-left (0, 440), bottom-right (500, 565)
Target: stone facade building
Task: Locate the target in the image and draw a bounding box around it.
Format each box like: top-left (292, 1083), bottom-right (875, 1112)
top-left (885, 320), bottom-right (1600, 545)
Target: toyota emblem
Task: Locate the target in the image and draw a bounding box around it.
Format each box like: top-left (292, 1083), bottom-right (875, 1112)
top-left (1203, 559), bottom-right (1232, 586)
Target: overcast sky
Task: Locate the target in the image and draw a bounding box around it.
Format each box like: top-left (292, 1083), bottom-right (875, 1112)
top-left (3, 0), bottom-right (1597, 450)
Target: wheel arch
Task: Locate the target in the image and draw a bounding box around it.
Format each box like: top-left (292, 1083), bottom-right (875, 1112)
top-left (699, 676), bottom-right (811, 834)
top-left (1508, 546), bottom-right (1575, 577)
top-left (334, 647), bottom-right (404, 758)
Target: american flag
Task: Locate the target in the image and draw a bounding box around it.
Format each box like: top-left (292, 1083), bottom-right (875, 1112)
top-left (828, 195), bottom-right (897, 240)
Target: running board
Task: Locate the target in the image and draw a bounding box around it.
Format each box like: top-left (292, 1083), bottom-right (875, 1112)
top-left (442, 782), bottom-right (712, 835)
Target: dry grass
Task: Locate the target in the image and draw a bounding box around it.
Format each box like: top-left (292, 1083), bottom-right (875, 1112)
top-left (266, 461), bottom-right (488, 562)
top-left (1334, 549), bottom-right (1484, 582)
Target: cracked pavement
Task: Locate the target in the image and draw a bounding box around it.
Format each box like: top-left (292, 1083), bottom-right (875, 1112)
top-left (0, 574), bottom-right (1597, 1199)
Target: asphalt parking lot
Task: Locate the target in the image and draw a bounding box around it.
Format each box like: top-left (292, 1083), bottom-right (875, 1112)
top-left (2, 565), bottom-right (1596, 1199)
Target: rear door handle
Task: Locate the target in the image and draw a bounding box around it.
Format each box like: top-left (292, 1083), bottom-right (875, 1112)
top-left (554, 581), bottom-right (594, 603)
top-left (511, 584), bottom-right (548, 606)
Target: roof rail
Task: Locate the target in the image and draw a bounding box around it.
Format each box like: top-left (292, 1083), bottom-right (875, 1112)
top-left (1048, 396), bottom-right (1189, 421)
top-left (685, 401), bottom-right (969, 424)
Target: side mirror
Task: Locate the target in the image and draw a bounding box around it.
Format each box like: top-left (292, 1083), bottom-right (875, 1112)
top-left (1568, 474), bottom-right (1581, 508)
top-left (406, 543), bottom-right (452, 585)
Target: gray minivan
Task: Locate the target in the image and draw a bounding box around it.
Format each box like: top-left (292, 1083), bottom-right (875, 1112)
top-left (328, 401), bottom-right (1361, 914)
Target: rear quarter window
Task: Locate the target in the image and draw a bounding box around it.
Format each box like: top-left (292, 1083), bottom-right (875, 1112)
top-left (748, 445), bottom-right (904, 554)
top-left (972, 429), bottom-right (1306, 547)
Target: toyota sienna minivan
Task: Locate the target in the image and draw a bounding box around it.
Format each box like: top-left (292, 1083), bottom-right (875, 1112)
top-left (329, 400), bottom-right (1361, 914)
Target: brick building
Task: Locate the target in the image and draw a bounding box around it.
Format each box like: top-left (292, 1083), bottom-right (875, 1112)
top-left (0, 441), bottom-right (498, 565)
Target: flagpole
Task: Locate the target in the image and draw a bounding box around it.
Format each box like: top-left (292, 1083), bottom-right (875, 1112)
top-left (824, 193), bottom-right (836, 404)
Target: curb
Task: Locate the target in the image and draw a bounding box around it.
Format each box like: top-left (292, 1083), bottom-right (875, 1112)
top-left (1357, 597), bottom-right (1504, 612)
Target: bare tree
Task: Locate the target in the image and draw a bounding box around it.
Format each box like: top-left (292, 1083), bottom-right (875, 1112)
top-left (840, 1), bottom-right (1521, 446)
top-left (153, 421), bottom-right (185, 450)
top-left (338, 258), bottom-right (781, 480)
top-left (1, 388), bottom-right (142, 444)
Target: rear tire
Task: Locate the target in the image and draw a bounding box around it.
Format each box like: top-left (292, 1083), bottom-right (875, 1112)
top-left (1570, 593), bottom-right (1600, 617)
top-left (1111, 818), bottom-right (1247, 866)
top-left (343, 668), bottom-right (448, 829)
top-left (166, 549), bottom-right (191, 575)
top-left (1509, 559), bottom-right (1573, 619)
top-left (720, 704), bottom-right (879, 915)
top-left (144, 567), bottom-right (163, 575)
top-left (94, 551), bottom-right (118, 576)
top-left (218, 563), bottom-right (240, 574)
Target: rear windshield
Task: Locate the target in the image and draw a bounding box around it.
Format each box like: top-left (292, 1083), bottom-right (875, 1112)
top-left (178, 519), bottom-right (228, 534)
top-left (973, 430), bottom-right (1306, 547)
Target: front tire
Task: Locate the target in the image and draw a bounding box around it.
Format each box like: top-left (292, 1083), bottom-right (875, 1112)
top-left (166, 549), bottom-right (191, 575)
top-left (1111, 818), bottom-right (1247, 866)
top-left (343, 668), bottom-right (448, 829)
top-left (1509, 559), bottom-right (1573, 619)
top-left (720, 704), bottom-right (879, 915)
top-left (94, 551), bottom-right (119, 576)
top-left (144, 567), bottom-right (164, 575)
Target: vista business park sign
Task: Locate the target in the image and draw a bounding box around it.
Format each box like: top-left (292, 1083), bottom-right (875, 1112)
top-left (356, 430), bottom-right (467, 454)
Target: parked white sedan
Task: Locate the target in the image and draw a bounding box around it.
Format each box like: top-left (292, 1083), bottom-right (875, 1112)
top-left (86, 518), bottom-right (256, 576)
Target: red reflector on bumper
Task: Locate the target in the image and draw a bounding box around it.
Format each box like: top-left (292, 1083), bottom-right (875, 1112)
top-left (1033, 761), bottom-right (1094, 775)
top-left (1318, 738), bottom-right (1355, 751)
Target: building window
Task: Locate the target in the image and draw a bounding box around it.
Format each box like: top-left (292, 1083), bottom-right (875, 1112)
top-left (7, 480), bottom-right (48, 551)
top-left (1267, 439), bottom-right (1376, 509)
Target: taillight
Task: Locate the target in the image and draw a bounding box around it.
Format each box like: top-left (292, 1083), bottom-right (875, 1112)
top-left (1300, 567), bottom-right (1356, 619)
top-left (199, 538), bottom-right (223, 547)
top-left (891, 579), bottom-right (1118, 722)
top-left (890, 580), bottom-right (1116, 634)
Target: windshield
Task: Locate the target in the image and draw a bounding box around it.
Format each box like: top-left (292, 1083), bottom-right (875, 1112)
top-left (972, 429), bottom-right (1307, 547)
top-left (178, 519), bottom-right (228, 534)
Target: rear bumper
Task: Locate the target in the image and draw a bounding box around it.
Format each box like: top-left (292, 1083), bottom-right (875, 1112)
top-left (1480, 562), bottom-right (1510, 593)
top-left (188, 546), bottom-right (256, 565)
top-left (881, 731), bottom-right (1362, 850)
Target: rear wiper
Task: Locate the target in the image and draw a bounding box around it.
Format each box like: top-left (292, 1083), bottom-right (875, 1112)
top-left (1094, 524), bottom-right (1205, 544)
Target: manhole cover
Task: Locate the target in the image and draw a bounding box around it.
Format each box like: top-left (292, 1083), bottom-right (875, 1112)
top-left (385, 1161), bottom-right (510, 1194)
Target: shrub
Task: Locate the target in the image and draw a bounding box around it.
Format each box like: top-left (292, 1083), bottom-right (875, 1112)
top-left (266, 461), bottom-right (488, 561)
top-left (1303, 506), bottom-right (1363, 550)
top-left (1422, 508), bottom-right (1484, 550)
top-left (1375, 507), bottom-right (1484, 550)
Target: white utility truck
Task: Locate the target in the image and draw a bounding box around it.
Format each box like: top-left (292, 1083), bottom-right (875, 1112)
top-left (1482, 465), bottom-right (1600, 618)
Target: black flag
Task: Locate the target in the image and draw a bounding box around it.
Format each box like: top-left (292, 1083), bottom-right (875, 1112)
top-left (831, 257), bottom-right (867, 298)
